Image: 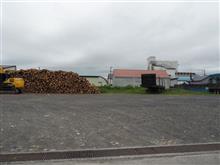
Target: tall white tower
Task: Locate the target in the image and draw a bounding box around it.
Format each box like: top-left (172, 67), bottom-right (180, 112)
top-left (147, 56), bottom-right (156, 70)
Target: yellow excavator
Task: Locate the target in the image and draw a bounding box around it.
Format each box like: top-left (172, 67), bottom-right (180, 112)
top-left (0, 65), bottom-right (24, 94)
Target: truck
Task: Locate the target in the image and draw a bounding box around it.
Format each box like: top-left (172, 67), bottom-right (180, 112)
top-left (141, 74), bottom-right (166, 93)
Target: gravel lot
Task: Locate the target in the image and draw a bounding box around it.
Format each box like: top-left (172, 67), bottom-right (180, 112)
top-left (0, 94), bottom-right (219, 153)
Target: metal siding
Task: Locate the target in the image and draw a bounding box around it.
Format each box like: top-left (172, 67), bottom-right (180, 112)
top-left (156, 78), bottom-right (170, 89)
top-left (85, 77), bottom-right (108, 86)
top-left (113, 77), bottom-right (170, 88)
top-left (112, 77), bottom-right (141, 87)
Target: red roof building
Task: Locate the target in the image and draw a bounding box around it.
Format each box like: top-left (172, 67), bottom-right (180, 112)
top-left (112, 69), bottom-right (170, 89)
top-left (113, 69), bottom-right (169, 78)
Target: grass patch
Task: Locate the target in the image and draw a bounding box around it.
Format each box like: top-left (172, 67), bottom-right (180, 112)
top-left (99, 86), bottom-right (146, 94)
top-left (163, 88), bottom-right (210, 95)
top-left (99, 86), bottom-right (211, 95)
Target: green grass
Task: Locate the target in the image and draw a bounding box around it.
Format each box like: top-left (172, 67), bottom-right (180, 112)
top-left (99, 86), bottom-right (146, 94)
top-left (98, 85), bottom-right (212, 95)
top-left (163, 88), bottom-right (210, 95)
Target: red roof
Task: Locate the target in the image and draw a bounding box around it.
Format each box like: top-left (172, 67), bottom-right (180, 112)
top-left (113, 69), bottom-right (169, 78)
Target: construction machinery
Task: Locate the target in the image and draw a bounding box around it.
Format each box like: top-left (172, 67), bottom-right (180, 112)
top-left (0, 65), bottom-right (24, 94)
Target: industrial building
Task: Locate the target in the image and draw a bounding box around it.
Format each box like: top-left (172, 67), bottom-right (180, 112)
top-left (147, 56), bottom-right (178, 87)
top-left (109, 57), bottom-right (212, 89)
top-left (147, 56), bottom-right (178, 78)
top-left (80, 75), bottom-right (108, 86)
top-left (112, 69), bottom-right (170, 89)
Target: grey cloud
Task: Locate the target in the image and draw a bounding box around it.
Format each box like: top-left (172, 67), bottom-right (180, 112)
top-left (1, 2), bottom-right (219, 76)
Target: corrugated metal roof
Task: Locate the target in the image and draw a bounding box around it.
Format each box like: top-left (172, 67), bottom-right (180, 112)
top-left (113, 69), bottom-right (169, 78)
top-left (192, 75), bottom-right (208, 81)
top-left (192, 73), bottom-right (220, 82)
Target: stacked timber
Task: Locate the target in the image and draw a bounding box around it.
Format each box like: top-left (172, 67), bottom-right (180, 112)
top-left (10, 69), bottom-right (99, 94)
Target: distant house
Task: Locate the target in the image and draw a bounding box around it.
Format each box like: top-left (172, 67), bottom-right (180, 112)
top-left (80, 76), bottom-right (108, 86)
top-left (182, 73), bottom-right (220, 92)
top-left (175, 72), bottom-right (195, 85)
top-left (112, 69), bottom-right (170, 89)
top-left (190, 73), bottom-right (220, 85)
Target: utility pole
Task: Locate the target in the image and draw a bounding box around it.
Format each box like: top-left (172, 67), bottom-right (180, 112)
top-left (203, 69), bottom-right (206, 76)
top-left (109, 66), bottom-right (113, 85)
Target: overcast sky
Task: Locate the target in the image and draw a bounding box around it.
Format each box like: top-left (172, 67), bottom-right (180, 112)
top-left (1, 0), bottom-right (219, 76)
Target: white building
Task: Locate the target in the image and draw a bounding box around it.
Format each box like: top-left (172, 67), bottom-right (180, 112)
top-left (147, 56), bottom-right (178, 79)
top-left (147, 56), bottom-right (178, 87)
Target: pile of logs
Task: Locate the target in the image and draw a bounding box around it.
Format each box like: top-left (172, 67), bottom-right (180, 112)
top-left (10, 69), bottom-right (100, 94)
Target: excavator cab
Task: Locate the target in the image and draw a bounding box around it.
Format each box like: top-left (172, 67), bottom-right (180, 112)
top-left (0, 65), bottom-right (24, 94)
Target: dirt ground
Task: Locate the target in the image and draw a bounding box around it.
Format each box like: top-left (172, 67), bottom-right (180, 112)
top-left (0, 94), bottom-right (219, 153)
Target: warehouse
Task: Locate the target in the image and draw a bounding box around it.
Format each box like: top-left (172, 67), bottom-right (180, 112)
top-left (80, 75), bottom-right (108, 86)
top-left (112, 69), bottom-right (170, 89)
